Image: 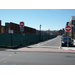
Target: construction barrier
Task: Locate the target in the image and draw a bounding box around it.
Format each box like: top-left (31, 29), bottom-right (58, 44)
top-left (0, 33), bottom-right (57, 47)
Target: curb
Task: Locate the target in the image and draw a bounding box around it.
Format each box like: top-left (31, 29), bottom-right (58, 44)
top-left (3, 48), bottom-right (75, 53)
top-left (73, 40), bottom-right (75, 45)
top-left (5, 50), bottom-right (75, 54)
top-left (73, 43), bottom-right (75, 45)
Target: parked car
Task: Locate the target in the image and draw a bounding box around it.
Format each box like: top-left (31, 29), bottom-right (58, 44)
top-left (62, 34), bottom-right (66, 37)
top-left (61, 34), bottom-right (67, 39)
top-left (61, 37), bottom-right (73, 47)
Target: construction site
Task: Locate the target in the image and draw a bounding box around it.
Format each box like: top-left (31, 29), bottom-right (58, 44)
top-left (0, 20), bottom-right (36, 34)
top-left (0, 20), bottom-right (57, 47)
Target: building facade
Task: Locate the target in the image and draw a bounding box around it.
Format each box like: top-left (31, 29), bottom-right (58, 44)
top-left (69, 16), bottom-right (75, 39)
top-left (0, 20), bottom-right (36, 34)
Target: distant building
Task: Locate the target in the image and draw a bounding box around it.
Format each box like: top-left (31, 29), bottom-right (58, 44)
top-left (36, 30), bottom-right (48, 35)
top-left (58, 28), bottom-right (65, 35)
top-left (0, 20), bottom-right (36, 34)
top-left (69, 16), bottom-right (75, 39)
top-left (0, 20), bottom-right (5, 34)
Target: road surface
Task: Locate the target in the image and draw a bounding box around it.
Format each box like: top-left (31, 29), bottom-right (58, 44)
top-left (0, 36), bottom-right (75, 65)
top-left (27, 36), bottom-right (61, 48)
top-left (0, 51), bottom-right (75, 65)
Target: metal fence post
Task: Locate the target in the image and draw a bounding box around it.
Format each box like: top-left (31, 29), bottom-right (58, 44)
top-left (11, 33), bottom-right (13, 47)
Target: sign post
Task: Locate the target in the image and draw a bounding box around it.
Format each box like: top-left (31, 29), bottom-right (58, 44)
top-left (20, 22), bottom-right (24, 45)
top-left (65, 26), bottom-right (71, 47)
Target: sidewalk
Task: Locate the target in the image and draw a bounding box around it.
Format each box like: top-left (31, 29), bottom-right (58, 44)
top-left (73, 40), bottom-right (75, 45)
top-left (17, 40), bottom-right (75, 52)
top-left (61, 40), bottom-right (75, 51)
top-left (62, 47), bottom-right (75, 51)
top-left (0, 40), bottom-right (75, 53)
top-left (4, 47), bottom-right (75, 53)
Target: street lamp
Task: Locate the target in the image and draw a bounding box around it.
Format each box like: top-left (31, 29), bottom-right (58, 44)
top-left (40, 25), bottom-right (41, 32)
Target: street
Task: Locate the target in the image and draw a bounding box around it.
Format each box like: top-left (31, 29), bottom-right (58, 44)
top-left (0, 51), bottom-right (75, 65)
top-left (27, 35), bottom-right (61, 48)
top-left (0, 36), bottom-right (75, 65)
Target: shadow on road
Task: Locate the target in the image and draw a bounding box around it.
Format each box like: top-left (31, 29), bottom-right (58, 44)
top-left (0, 39), bottom-right (50, 50)
top-left (0, 42), bottom-right (39, 50)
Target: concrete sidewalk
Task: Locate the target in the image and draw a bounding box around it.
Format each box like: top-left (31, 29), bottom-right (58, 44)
top-left (0, 39), bottom-right (75, 53)
top-left (62, 47), bottom-right (75, 51)
top-left (74, 40), bottom-right (75, 45)
top-left (3, 47), bottom-right (74, 53)
top-left (61, 40), bottom-right (75, 51)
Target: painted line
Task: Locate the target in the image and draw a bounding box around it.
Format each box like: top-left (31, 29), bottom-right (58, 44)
top-left (0, 54), bottom-right (12, 62)
top-left (0, 57), bottom-right (7, 62)
top-left (9, 54), bottom-right (12, 57)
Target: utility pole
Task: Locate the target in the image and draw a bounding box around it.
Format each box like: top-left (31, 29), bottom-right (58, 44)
top-left (72, 25), bottom-right (74, 39)
top-left (39, 24), bottom-right (41, 41)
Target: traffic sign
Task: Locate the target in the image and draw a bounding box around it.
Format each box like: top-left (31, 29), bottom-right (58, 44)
top-left (20, 22), bottom-right (24, 27)
top-left (65, 26), bottom-right (71, 32)
top-left (20, 27), bottom-right (24, 32)
top-left (8, 30), bottom-right (13, 34)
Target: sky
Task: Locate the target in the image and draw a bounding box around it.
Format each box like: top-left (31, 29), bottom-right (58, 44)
top-left (0, 9), bottom-right (75, 31)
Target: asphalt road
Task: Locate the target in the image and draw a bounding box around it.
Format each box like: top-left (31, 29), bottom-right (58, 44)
top-left (0, 36), bottom-right (75, 65)
top-left (28, 35), bottom-right (61, 48)
top-left (0, 51), bottom-right (75, 65)
top-left (41, 36), bottom-right (61, 46)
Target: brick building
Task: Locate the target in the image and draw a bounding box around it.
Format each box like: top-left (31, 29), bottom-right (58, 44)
top-left (0, 20), bottom-right (5, 34)
top-left (69, 16), bottom-right (75, 39)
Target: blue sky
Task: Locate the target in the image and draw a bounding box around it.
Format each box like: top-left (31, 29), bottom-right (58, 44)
top-left (0, 9), bottom-right (75, 30)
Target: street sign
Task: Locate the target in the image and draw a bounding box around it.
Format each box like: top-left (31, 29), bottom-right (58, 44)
top-left (20, 22), bottom-right (24, 27)
top-left (20, 22), bottom-right (24, 32)
top-left (20, 22), bottom-right (24, 45)
top-left (20, 27), bottom-right (24, 32)
top-left (8, 30), bottom-right (13, 34)
top-left (65, 26), bottom-right (71, 47)
top-left (65, 26), bottom-right (71, 32)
